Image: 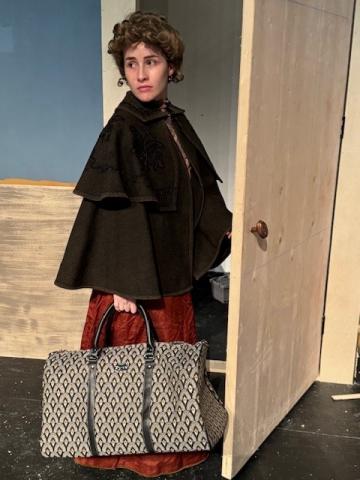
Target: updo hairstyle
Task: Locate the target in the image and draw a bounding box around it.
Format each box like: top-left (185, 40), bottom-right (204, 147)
top-left (107, 10), bottom-right (185, 86)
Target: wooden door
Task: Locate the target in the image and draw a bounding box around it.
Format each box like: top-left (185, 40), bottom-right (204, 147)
top-left (222, 0), bottom-right (355, 478)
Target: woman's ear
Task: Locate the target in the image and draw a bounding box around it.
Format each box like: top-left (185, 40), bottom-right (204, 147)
top-left (168, 64), bottom-right (175, 78)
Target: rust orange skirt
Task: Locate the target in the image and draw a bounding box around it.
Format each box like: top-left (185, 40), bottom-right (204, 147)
top-left (74, 289), bottom-right (210, 477)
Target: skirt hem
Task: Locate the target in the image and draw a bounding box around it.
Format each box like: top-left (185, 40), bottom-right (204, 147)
top-left (74, 452), bottom-right (210, 477)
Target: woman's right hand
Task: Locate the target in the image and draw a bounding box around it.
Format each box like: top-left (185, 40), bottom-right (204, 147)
top-left (113, 294), bottom-right (137, 313)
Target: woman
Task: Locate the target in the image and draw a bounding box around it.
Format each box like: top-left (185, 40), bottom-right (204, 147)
top-left (54, 10), bottom-right (232, 477)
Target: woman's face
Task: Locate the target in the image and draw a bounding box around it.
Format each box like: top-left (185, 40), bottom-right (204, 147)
top-left (123, 42), bottom-right (174, 102)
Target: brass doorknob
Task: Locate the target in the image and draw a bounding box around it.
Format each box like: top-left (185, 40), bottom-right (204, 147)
top-left (250, 220), bottom-right (268, 239)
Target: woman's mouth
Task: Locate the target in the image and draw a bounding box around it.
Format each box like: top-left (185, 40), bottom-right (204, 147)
top-left (138, 86), bottom-right (152, 91)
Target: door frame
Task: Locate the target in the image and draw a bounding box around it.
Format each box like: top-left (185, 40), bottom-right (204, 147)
top-left (319, 0), bottom-right (360, 385)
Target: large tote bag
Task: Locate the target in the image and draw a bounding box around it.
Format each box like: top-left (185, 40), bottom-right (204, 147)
top-left (40, 303), bottom-right (228, 457)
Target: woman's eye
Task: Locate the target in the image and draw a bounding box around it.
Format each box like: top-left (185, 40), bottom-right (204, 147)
top-left (125, 59), bottom-right (157, 68)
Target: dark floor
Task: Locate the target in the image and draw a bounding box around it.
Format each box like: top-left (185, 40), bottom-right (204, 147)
top-left (1, 356), bottom-right (359, 480)
top-left (1, 275), bottom-right (359, 479)
top-left (193, 272), bottom-right (229, 361)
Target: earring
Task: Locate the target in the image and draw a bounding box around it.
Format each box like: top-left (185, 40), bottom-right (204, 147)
top-left (168, 74), bottom-right (173, 82)
top-left (117, 76), bottom-right (128, 87)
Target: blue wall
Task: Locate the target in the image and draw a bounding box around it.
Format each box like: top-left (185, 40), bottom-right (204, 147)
top-left (0, 0), bottom-right (102, 182)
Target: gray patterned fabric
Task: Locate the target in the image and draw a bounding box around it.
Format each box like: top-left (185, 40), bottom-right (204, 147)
top-left (40, 340), bottom-right (228, 457)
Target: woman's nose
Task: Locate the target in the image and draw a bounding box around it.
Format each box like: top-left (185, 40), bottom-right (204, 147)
top-left (137, 64), bottom-right (148, 81)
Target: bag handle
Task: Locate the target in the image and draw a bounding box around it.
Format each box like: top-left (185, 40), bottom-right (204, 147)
top-left (86, 302), bottom-right (157, 456)
top-left (92, 302), bottom-right (156, 355)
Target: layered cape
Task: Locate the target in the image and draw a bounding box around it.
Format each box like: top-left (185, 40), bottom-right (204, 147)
top-left (54, 90), bottom-right (232, 299)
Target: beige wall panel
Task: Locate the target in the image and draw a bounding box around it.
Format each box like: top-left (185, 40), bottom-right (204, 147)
top-left (222, 0), bottom-right (354, 477)
top-left (0, 185), bottom-right (90, 359)
top-left (320, 1), bottom-right (360, 383)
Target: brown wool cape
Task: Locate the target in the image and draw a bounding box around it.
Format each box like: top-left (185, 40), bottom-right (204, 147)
top-left (54, 90), bottom-right (232, 299)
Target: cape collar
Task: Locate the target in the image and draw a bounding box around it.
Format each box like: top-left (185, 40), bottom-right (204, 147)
top-left (116, 89), bottom-right (185, 123)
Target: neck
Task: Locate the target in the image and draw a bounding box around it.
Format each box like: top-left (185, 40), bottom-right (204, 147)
top-left (127, 90), bottom-right (170, 110)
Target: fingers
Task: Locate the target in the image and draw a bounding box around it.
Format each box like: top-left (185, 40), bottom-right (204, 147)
top-left (129, 302), bottom-right (137, 314)
top-left (113, 294), bottom-right (137, 313)
top-left (114, 301), bottom-right (134, 312)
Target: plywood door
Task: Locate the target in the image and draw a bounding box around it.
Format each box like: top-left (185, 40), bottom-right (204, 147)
top-left (222, 0), bottom-right (355, 478)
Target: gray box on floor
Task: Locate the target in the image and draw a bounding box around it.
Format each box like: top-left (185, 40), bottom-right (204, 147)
top-left (209, 273), bottom-right (229, 303)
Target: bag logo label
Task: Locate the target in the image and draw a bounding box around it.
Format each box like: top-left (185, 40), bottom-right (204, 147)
top-left (114, 362), bottom-right (129, 371)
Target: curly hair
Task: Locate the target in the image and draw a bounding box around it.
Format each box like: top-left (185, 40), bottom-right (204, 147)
top-left (107, 10), bottom-right (185, 86)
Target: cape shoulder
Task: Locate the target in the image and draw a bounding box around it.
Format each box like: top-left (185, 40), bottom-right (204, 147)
top-left (73, 112), bottom-right (166, 204)
top-left (73, 103), bottom-right (223, 207)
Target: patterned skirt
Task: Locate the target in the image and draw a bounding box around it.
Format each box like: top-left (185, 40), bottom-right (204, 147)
top-left (73, 289), bottom-right (210, 477)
